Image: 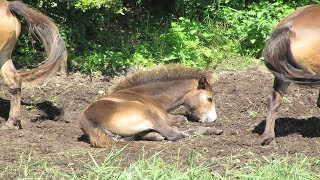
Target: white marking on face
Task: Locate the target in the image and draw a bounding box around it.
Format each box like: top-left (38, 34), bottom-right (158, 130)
top-left (200, 107), bottom-right (217, 123)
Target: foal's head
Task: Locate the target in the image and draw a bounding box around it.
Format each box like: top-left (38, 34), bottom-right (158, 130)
top-left (183, 77), bottom-right (217, 123)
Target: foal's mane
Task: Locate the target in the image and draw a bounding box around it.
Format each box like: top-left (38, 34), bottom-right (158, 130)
top-left (111, 64), bottom-right (214, 92)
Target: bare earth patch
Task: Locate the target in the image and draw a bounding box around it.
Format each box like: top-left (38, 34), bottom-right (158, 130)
top-left (1, 67), bottom-right (320, 177)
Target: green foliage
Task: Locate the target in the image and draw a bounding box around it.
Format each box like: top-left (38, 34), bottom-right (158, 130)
top-left (12, 0), bottom-right (320, 74)
top-left (212, 1), bottom-right (294, 56)
top-left (73, 0), bottom-right (122, 11)
top-left (161, 17), bottom-right (213, 66)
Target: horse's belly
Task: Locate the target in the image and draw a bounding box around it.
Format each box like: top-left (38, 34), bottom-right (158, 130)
top-left (106, 113), bottom-right (154, 136)
top-left (102, 101), bottom-right (155, 136)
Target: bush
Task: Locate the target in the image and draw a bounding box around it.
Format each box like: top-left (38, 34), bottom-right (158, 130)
top-left (11, 0), bottom-right (320, 74)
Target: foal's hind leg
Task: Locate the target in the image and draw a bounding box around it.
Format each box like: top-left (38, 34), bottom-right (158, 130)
top-left (262, 76), bottom-right (290, 146)
top-left (139, 132), bottom-right (165, 141)
top-left (1, 59), bottom-right (22, 129)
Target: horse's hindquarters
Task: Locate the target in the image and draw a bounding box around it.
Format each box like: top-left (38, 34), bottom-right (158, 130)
top-left (290, 28), bottom-right (320, 74)
top-left (0, 9), bottom-right (20, 64)
top-left (83, 99), bottom-right (155, 137)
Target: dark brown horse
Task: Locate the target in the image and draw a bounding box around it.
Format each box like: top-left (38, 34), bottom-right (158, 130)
top-left (78, 65), bottom-right (219, 148)
top-left (263, 5), bottom-right (320, 146)
top-left (0, 1), bottom-right (67, 129)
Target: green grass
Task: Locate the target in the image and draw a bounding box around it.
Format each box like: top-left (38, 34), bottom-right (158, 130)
top-left (2, 148), bottom-right (320, 179)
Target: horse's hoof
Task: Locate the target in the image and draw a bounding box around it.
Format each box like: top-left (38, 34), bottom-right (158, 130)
top-left (1, 121), bottom-right (21, 130)
top-left (181, 131), bottom-right (191, 138)
top-left (174, 115), bottom-right (188, 127)
top-left (1, 124), bottom-right (19, 130)
top-left (261, 134), bottom-right (276, 146)
top-left (178, 117), bottom-right (188, 127)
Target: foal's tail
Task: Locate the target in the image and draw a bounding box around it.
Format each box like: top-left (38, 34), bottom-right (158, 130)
top-left (263, 25), bottom-right (320, 86)
top-left (78, 113), bottom-right (126, 148)
top-left (8, 1), bottom-right (67, 84)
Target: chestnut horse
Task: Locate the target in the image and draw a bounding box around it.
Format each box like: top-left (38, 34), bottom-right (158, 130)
top-left (78, 65), bottom-right (219, 148)
top-left (0, 1), bottom-right (67, 129)
top-left (263, 5), bottom-right (320, 146)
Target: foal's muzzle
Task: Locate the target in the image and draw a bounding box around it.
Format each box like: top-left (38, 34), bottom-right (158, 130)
top-left (199, 108), bottom-right (217, 123)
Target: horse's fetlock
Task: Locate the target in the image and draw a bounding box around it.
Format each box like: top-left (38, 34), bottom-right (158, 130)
top-left (8, 88), bottom-right (21, 94)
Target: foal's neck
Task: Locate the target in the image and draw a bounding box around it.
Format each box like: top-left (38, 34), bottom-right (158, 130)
top-left (127, 79), bottom-right (197, 110)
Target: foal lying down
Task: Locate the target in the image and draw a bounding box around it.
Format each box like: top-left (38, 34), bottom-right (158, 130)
top-left (78, 65), bottom-right (222, 148)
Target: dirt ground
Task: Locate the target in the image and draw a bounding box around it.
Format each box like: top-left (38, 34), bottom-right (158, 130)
top-left (1, 66), bottom-right (320, 177)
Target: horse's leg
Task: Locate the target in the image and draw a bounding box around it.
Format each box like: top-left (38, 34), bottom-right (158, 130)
top-left (140, 114), bottom-right (188, 140)
top-left (167, 114), bottom-right (188, 127)
top-left (1, 59), bottom-right (22, 129)
top-left (139, 132), bottom-right (165, 141)
top-left (262, 76), bottom-right (290, 146)
top-left (152, 121), bottom-right (189, 141)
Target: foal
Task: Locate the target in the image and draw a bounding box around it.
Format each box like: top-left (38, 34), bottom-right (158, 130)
top-left (79, 65), bottom-right (218, 147)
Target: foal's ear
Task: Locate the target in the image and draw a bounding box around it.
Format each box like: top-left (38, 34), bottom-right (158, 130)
top-left (197, 77), bottom-right (207, 90)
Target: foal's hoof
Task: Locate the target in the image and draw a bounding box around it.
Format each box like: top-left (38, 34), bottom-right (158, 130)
top-left (177, 116), bottom-right (188, 127)
top-left (204, 127), bottom-right (223, 135)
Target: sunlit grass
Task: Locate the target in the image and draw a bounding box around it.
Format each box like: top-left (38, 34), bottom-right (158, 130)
top-left (2, 147), bottom-right (319, 180)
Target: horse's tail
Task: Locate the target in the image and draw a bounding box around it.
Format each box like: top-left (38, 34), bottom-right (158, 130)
top-left (263, 25), bottom-right (320, 86)
top-left (8, 1), bottom-right (67, 84)
top-left (78, 113), bottom-right (126, 148)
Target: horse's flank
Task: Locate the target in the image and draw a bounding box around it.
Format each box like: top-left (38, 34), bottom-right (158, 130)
top-left (263, 4), bottom-right (320, 86)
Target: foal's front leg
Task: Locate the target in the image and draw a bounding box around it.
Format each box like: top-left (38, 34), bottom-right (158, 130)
top-left (139, 115), bottom-right (187, 141)
top-left (1, 59), bottom-right (22, 129)
top-left (262, 77), bottom-right (290, 146)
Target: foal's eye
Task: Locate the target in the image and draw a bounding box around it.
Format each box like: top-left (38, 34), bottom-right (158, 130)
top-left (207, 97), bottom-right (213, 102)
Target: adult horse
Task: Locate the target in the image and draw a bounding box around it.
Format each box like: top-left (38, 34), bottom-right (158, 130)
top-left (0, 1), bottom-right (67, 129)
top-left (78, 65), bottom-right (220, 148)
top-left (263, 5), bottom-right (320, 146)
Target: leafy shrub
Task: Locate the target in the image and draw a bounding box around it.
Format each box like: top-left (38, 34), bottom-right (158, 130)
top-left (211, 1), bottom-right (294, 56)
top-left (12, 0), bottom-right (320, 74)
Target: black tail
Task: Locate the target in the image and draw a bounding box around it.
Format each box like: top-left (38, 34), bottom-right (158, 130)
top-left (263, 25), bottom-right (320, 87)
top-left (8, 1), bottom-right (67, 84)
